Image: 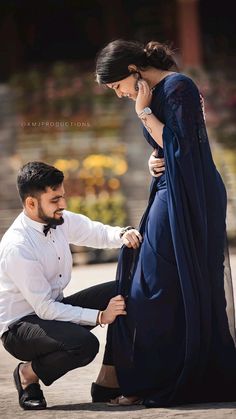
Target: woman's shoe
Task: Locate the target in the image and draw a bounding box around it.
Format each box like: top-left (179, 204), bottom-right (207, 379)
top-left (107, 395), bottom-right (143, 406)
top-left (13, 363), bottom-right (47, 410)
top-left (91, 382), bottom-right (122, 402)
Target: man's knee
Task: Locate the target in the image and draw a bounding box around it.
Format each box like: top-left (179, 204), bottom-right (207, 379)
top-left (70, 332), bottom-right (99, 367)
top-left (87, 332), bottom-right (99, 359)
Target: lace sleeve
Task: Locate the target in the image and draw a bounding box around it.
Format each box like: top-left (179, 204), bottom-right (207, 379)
top-left (163, 77), bottom-right (208, 159)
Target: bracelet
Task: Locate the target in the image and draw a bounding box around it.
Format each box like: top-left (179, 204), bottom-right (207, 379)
top-left (138, 110), bottom-right (146, 118)
top-left (138, 107), bottom-right (152, 118)
top-left (119, 226), bottom-right (134, 238)
top-left (98, 310), bottom-right (106, 328)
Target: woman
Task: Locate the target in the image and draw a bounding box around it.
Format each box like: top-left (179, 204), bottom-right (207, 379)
top-left (93, 39), bottom-right (236, 407)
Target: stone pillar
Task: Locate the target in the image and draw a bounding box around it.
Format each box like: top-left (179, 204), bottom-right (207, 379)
top-left (98, 0), bottom-right (128, 40)
top-left (177, 0), bottom-right (202, 68)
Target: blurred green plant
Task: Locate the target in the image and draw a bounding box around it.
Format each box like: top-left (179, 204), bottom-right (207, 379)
top-left (54, 153), bottom-right (128, 197)
top-left (67, 193), bottom-right (127, 226)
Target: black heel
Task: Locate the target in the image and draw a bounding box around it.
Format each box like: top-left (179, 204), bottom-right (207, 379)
top-left (91, 382), bottom-right (122, 402)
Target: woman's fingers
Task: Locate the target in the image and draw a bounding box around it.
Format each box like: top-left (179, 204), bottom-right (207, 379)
top-left (150, 157), bottom-right (165, 167)
top-left (148, 155), bottom-right (165, 177)
top-left (139, 79), bottom-right (152, 96)
top-left (152, 165), bottom-right (165, 173)
top-left (150, 163), bottom-right (165, 171)
top-left (152, 170), bottom-right (164, 177)
top-left (135, 80), bottom-right (152, 114)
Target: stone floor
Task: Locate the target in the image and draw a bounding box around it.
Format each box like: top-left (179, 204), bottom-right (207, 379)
top-left (0, 259), bottom-right (236, 419)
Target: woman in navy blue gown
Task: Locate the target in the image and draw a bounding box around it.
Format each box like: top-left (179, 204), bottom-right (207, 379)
top-left (94, 40), bottom-right (236, 407)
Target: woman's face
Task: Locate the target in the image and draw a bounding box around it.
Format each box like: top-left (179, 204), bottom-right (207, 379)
top-left (106, 74), bottom-right (138, 101)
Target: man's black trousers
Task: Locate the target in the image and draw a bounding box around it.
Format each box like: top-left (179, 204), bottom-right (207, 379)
top-left (1, 281), bottom-right (115, 386)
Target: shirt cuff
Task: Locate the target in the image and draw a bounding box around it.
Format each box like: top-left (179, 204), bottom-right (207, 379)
top-left (79, 308), bottom-right (99, 326)
top-left (114, 228), bottom-right (123, 246)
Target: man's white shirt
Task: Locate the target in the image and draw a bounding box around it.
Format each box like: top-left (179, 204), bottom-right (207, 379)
top-left (0, 211), bottom-right (123, 337)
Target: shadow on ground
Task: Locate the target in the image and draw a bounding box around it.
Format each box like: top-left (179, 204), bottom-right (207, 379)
top-left (47, 402), bottom-right (236, 411)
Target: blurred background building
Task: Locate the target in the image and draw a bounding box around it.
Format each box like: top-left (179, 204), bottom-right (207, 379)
top-left (0, 0), bottom-right (235, 263)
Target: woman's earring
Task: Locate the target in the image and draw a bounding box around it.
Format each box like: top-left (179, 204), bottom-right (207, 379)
top-left (134, 71), bottom-right (141, 91)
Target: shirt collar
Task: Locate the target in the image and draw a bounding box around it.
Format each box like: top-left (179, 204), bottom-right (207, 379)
top-left (22, 212), bottom-right (46, 235)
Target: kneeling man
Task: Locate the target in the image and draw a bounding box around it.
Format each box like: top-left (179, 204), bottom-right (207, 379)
top-left (0, 161), bottom-right (141, 410)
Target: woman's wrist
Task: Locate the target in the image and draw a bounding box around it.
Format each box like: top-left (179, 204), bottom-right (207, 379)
top-left (136, 107), bottom-right (153, 118)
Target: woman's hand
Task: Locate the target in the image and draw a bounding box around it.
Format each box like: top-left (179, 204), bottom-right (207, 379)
top-left (122, 229), bottom-right (142, 249)
top-left (148, 149), bottom-right (165, 177)
top-left (135, 79), bottom-right (152, 115)
top-left (101, 295), bottom-right (127, 324)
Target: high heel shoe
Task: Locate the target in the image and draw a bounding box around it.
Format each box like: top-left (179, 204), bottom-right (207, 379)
top-left (91, 382), bottom-right (122, 402)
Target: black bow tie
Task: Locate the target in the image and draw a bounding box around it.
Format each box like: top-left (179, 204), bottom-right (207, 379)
top-left (43, 224), bottom-right (57, 236)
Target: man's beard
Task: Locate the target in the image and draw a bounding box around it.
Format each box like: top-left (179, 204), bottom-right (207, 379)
top-left (38, 201), bottom-right (64, 226)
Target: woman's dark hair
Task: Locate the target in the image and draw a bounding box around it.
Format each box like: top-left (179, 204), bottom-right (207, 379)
top-left (17, 161), bottom-right (64, 203)
top-left (96, 39), bottom-right (177, 84)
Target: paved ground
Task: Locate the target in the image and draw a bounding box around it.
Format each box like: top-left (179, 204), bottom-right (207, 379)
top-left (1, 255), bottom-right (236, 419)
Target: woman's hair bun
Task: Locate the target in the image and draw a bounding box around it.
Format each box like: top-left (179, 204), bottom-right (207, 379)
top-left (144, 41), bottom-right (176, 70)
top-left (95, 39), bottom-right (178, 85)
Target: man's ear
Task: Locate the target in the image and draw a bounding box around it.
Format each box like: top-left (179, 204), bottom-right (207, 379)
top-left (25, 196), bottom-right (37, 211)
top-left (128, 64), bottom-right (138, 73)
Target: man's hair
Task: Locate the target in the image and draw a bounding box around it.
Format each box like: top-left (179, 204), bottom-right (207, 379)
top-left (17, 161), bottom-right (64, 203)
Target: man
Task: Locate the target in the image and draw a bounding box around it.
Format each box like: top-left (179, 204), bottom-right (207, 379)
top-left (0, 161), bottom-right (143, 410)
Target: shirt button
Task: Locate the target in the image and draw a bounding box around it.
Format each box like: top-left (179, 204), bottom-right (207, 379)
top-left (53, 240), bottom-right (55, 243)
top-left (59, 274), bottom-right (62, 277)
top-left (58, 257), bottom-right (60, 260)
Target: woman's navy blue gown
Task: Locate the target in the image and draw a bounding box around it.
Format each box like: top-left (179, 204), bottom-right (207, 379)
top-left (113, 73), bottom-right (236, 406)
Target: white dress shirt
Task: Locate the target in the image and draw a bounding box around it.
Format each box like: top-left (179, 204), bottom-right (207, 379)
top-left (0, 210), bottom-right (123, 337)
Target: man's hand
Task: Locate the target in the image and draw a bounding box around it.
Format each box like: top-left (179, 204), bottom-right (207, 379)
top-left (101, 295), bottom-right (127, 324)
top-left (148, 149), bottom-right (165, 177)
top-left (122, 229), bottom-right (142, 249)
